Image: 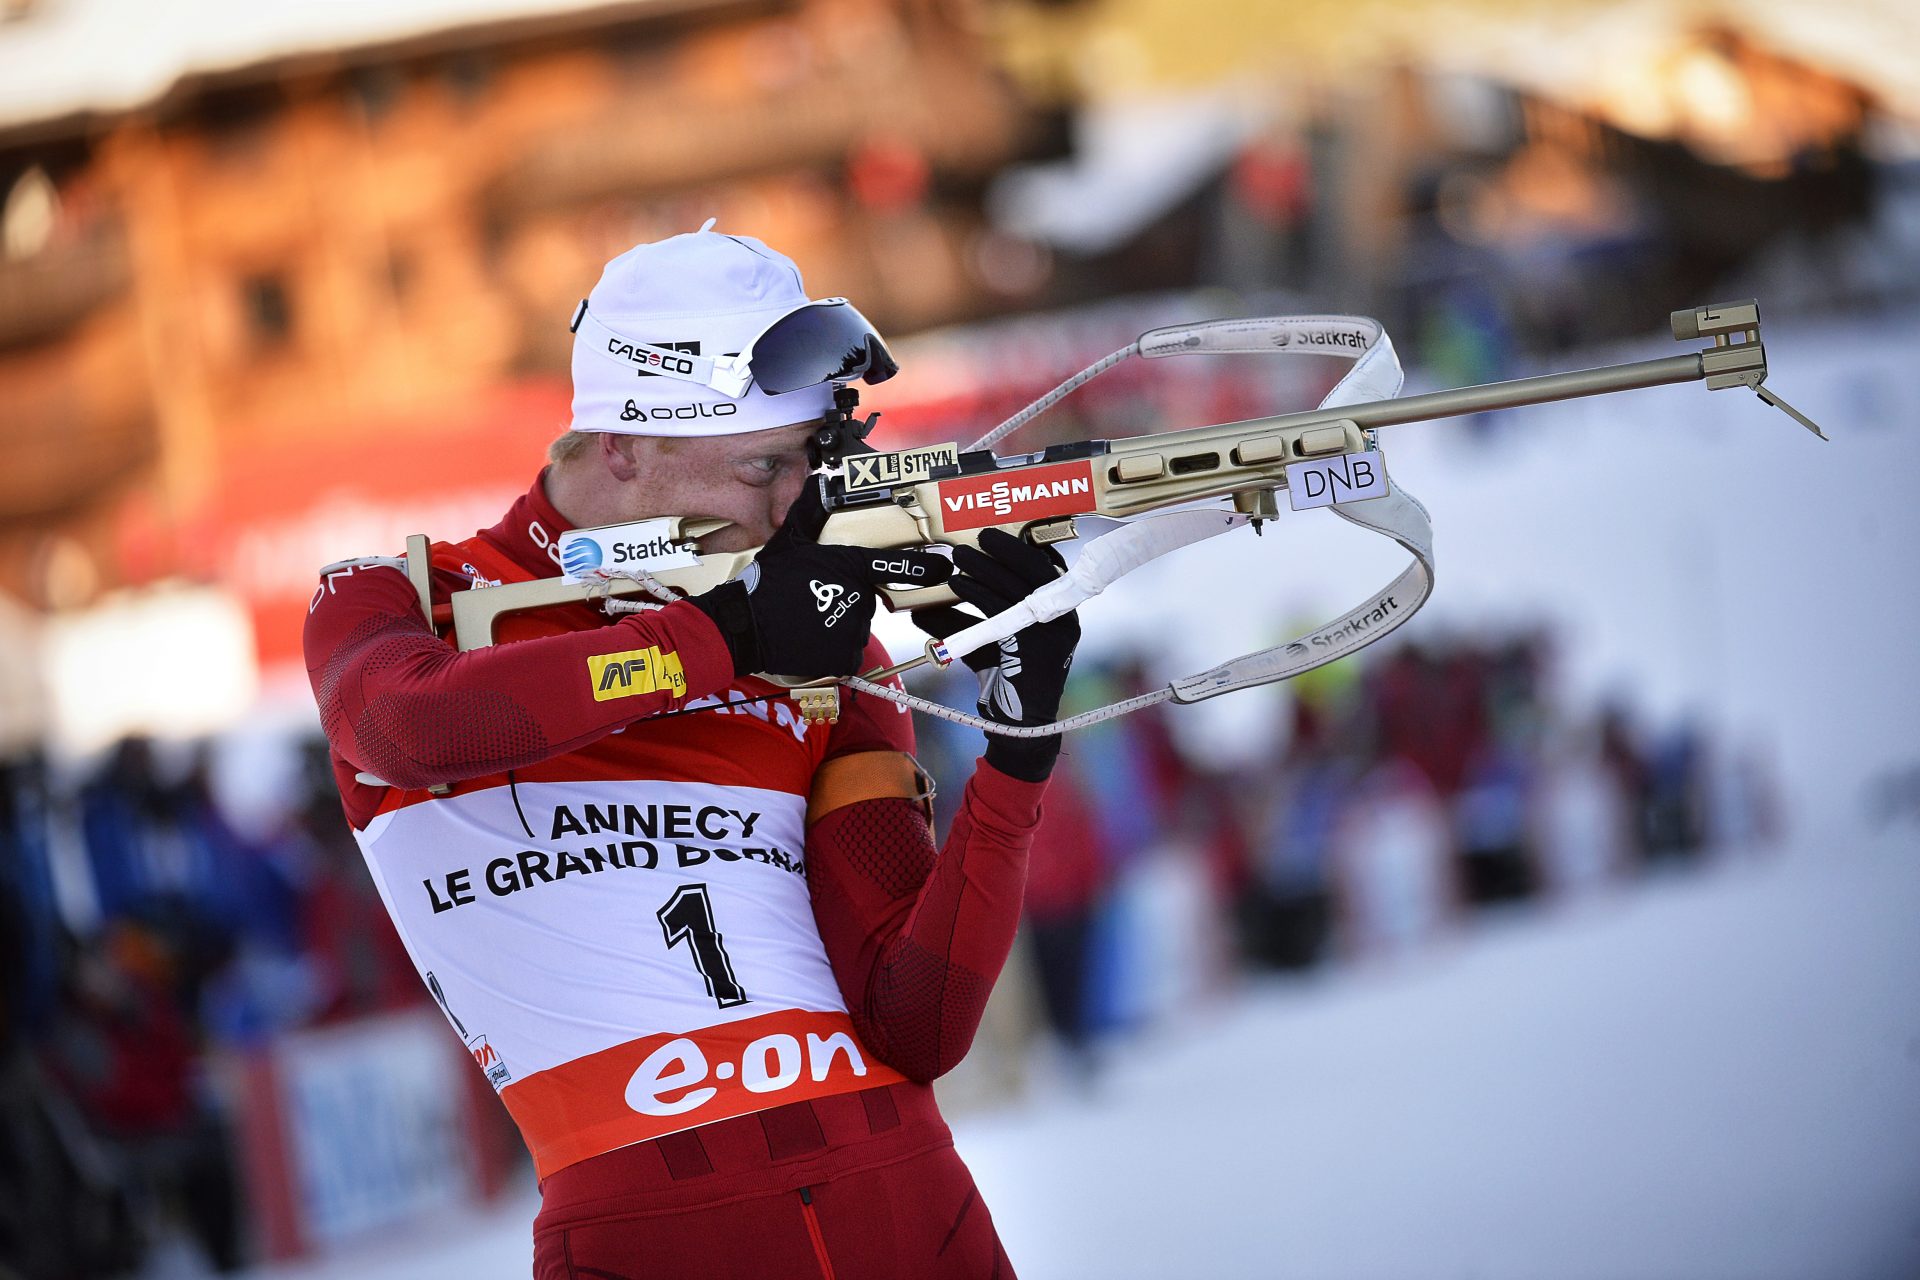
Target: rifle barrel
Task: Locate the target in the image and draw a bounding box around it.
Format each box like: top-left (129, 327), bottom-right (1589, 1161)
top-left (1345, 352), bottom-right (1706, 430)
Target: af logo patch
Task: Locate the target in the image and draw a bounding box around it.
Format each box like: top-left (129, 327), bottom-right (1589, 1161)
top-left (588, 646), bottom-right (687, 702)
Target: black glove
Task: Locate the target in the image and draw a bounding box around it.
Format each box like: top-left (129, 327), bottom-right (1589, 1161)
top-left (689, 479), bottom-right (951, 680)
top-left (913, 527), bottom-right (1080, 783)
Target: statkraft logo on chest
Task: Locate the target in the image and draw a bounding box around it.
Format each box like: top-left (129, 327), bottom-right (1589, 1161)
top-left (937, 460), bottom-right (1096, 532)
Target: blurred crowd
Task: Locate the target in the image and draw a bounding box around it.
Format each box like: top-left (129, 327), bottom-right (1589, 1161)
top-left (918, 630), bottom-right (1784, 1074)
top-left (0, 739), bottom-right (418, 1277)
top-left (0, 629), bottom-right (1783, 1275)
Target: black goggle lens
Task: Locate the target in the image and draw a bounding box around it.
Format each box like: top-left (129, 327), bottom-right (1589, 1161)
top-left (749, 303), bottom-right (897, 395)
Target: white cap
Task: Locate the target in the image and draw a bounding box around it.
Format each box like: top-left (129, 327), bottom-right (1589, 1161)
top-left (568, 228), bottom-right (837, 438)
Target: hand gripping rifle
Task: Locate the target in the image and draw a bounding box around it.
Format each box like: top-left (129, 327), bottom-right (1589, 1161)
top-left (409, 299), bottom-right (1824, 734)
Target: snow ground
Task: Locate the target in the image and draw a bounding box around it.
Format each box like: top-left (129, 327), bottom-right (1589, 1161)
top-left (963, 836), bottom-right (1920, 1280)
top-left (244, 829), bottom-right (1920, 1280)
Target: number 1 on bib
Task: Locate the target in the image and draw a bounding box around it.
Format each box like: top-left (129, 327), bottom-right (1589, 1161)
top-left (658, 883), bottom-right (750, 1009)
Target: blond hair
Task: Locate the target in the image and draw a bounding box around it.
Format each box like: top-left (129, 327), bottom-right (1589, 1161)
top-left (547, 428), bottom-right (598, 467)
top-left (547, 428), bottom-right (687, 468)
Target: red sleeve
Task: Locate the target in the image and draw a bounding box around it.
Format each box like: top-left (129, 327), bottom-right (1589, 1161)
top-left (303, 560), bottom-right (734, 791)
top-left (805, 760), bottom-right (1045, 1082)
top-left (821, 634), bottom-right (915, 759)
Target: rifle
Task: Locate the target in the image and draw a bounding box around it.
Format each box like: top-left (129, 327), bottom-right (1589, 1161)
top-left (406, 299), bottom-right (1823, 732)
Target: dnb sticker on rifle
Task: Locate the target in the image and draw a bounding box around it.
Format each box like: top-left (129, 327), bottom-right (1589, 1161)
top-left (845, 444), bottom-right (961, 495)
top-left (1285, 451), bottom-right (1388, 511)
top-left (937, 460), bottom-right (1097, 532)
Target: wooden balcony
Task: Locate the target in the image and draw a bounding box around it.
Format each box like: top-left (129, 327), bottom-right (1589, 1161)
top-left (487, 54), bottom-right (1034, 218)
top-left (0, 218), bottom-right (130, 350)
top-left (0, 307), bottom-right (155, 524)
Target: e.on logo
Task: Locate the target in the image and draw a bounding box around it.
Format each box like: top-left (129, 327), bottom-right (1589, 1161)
top-left (501, 1008), bottom-right (907, 1178)
top-left (625, 1029), bottom-right (870, 1116)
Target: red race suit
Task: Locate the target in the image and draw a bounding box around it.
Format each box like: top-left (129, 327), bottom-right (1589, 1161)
top-left (304, 473), bottom-right (1039, 1278)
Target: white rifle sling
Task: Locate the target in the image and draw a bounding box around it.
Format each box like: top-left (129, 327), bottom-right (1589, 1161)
top-left (934, 508), bottom-right (1254, 663)
top-left (855, 311), bottom-right (1436, 735)
top-left (1170, 314), bottom-right (1435, 700)
top-left (1171, 487), bottom-right (1433, 703)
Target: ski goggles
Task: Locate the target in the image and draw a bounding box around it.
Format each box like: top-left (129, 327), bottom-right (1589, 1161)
top-left (572, 297), bottom-right (898, 398)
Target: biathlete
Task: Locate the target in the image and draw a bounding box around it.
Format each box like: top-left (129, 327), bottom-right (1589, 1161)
top-left (304, 228), bottom-right (1078, 1278)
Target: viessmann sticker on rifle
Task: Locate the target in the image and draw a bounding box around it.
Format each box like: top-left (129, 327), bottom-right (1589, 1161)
top-left (936, 460), bottom-right (1097, 532)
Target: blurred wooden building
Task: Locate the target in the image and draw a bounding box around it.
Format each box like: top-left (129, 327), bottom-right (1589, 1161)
top-left (0, 0), bottom-right (1064, 664)
top-left (0, 0), bottom-right (1898, 685)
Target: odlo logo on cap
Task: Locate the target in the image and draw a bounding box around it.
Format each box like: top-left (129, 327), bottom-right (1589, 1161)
top-left (622, 400), bottom-right (739, 424)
